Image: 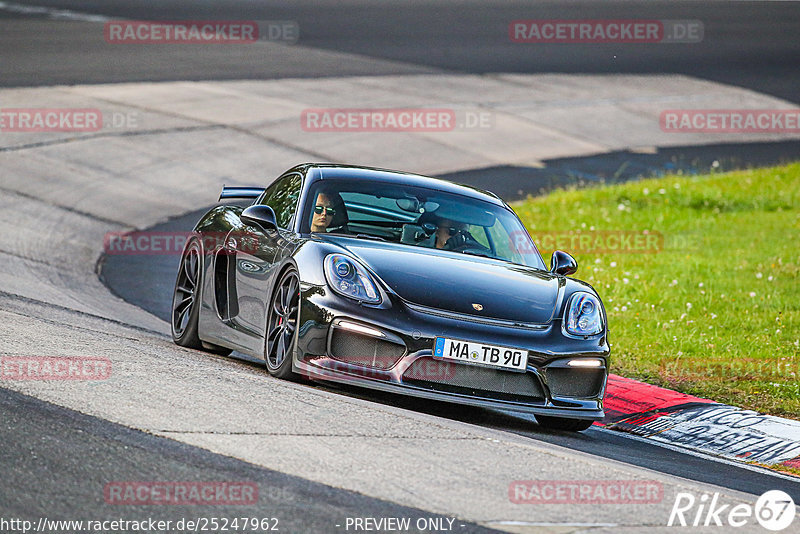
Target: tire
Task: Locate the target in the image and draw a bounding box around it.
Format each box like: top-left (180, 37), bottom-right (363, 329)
top-left (265, 268), bottom-right (300, 379)
top-left (171, 237), bottom-right (233, 356)
top-left (171, 238), bottom-right (204, 349)
top-left (535, 415), bottom-right (594, 432)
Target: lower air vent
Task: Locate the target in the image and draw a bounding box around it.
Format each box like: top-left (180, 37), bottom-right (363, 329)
top-left (329, 328), bottom-right (405, 369)
top-left (402, 357), bottom-right (544, 402)
top-left (544, 367), bottom-right (606, 398)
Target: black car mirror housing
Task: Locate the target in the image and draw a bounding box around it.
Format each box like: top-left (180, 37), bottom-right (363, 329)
top-left (241, 205), bottom-right (278, 231)
top-left (550, 250), bottom-right (578, 276)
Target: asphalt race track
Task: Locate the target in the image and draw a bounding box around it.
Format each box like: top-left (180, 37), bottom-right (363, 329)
top-left (2, 0), bottom-right (799, 106)
top-left (0, 387), bottom-right (497, 533)
top-left (100, 196), bottom-right (800, 500)
top-left (2, 1), bottom-right (800, 532)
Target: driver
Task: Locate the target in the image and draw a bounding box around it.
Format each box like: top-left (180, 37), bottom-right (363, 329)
top-left (417, 212), bottom-right (468, 250)
top-left (434, 218), bottom-right (465, 249)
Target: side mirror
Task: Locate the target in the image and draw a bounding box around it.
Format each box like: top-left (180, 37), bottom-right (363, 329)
top-left (550, 250), bottom-right (577, 276)
top-left (241, 205), bottom-right (278, 231)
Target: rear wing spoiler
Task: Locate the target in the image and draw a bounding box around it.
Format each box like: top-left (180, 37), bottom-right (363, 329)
top-left (218, 186), bottom-right (265, 201)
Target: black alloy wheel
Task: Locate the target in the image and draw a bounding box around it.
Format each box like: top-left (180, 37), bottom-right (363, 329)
top-left (265, 269), bottom-right (300, 378)
top-left (171, 238), bottom-right (203, 348)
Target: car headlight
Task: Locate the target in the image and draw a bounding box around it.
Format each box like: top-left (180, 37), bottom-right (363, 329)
top-left (324, 254), bottom-right (381, 304)
top-left (564, 292), bottom-right (604, 336)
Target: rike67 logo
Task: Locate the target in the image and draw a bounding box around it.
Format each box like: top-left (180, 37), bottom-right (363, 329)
top-left (669, 490), bottom-right (795, 531)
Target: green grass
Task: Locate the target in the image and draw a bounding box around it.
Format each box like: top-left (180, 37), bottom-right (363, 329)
top-left (513, 163), bottom-right (800, 418)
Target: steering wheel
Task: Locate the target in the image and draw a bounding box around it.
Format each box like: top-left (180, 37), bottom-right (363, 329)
top-left (444, 230), bottom-right (489, 254)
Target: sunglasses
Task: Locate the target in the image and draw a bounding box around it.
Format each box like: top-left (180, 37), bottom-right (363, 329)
top-left (314, 205), bottom-right (336, 216)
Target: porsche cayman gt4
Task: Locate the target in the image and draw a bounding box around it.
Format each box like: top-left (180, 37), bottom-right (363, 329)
top-left (171, 163), bottom-right (609, 431)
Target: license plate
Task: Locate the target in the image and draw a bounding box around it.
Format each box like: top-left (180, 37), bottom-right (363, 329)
top-left (433, 337), bottom-right (527, 372)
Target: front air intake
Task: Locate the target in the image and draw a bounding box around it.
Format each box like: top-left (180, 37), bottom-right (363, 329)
top-left (402, 357), bottom-right (545, 402)
top-left (544, 367), bottom-right (606, 398)
top-left (329, 328), bottom-right (405, 369)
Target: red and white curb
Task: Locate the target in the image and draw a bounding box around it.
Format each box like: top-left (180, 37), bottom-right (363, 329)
top-left (600, 374), bottom-right (800, 470)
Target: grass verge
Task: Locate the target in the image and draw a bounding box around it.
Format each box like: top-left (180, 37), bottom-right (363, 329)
top-left (513, 163), bottom-right (800, 418)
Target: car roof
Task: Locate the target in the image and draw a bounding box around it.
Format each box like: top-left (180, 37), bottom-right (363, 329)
top-left (298, 163), bottom-right (505, 207)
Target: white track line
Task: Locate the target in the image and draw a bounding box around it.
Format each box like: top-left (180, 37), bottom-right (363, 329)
top-left (594, 427), bottom-right (800, 485)
top-left (0, 1), bottom-right (110, 21)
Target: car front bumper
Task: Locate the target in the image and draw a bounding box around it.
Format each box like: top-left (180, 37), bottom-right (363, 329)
top-left (294, 283), bottom-right (609, 420)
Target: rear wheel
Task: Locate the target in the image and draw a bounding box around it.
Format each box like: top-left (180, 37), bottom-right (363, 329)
top-left (535, 415), bottom-right (594, 432)
top-left (171, 238), bottom-right (232, 356)
top-left (265, 269), bottom-right (300, 379)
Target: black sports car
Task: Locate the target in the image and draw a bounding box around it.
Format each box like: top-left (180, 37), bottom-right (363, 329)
top-left (171, 163), bottom-right (609, 431)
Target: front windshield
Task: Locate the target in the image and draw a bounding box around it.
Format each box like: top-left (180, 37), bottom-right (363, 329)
top-left (302, 179), bottom-right (546, 269)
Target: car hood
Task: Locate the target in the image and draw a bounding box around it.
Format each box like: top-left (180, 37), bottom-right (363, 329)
top-left (325, 236), bottom-right (562, 323)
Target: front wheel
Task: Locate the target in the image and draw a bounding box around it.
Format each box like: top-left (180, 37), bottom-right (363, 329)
top-left (535, 415), bottom-right (594, 432)
top-left (265, 268), bottom-right (300, 379)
